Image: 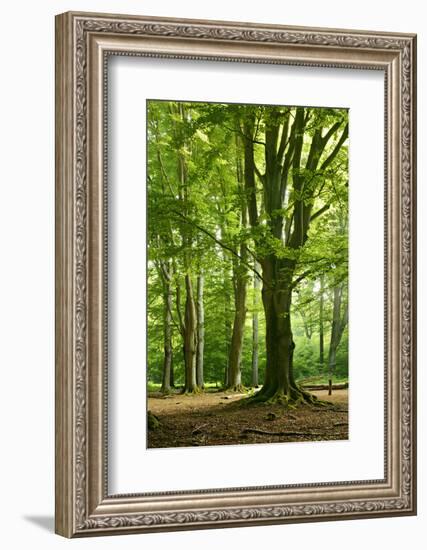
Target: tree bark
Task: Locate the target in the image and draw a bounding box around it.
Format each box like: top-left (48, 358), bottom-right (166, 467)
top-left (250, 257), bottom-right (313, 404)
top-left (183, 274), bottom-right (198, 393)
top-left (327, 284), bottom-right (348, 395)
top-left (196, 273), bottom-right (205, 388)
top-left (222, 253), bottom-right (232, 388)
top-left (299, 309), bottom-right (313, 340)
top-left (172, 103), bottom-right (199, 394)
top-left (161, 268), bottom-right (173, 393)
top-left (224, 302), bottom-right (231, 388)
top-left (169, 361), bottom-right (175, 388)
top-left (227, 255), bottom-right (247, 391)
top-left (251, 266), bottom-right (260, 387)
top-left (227, 134), bottom-right (248, 391)
top-left (319, 275), bottom-right (325, 367)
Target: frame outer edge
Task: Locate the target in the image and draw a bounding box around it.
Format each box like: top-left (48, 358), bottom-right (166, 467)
top-left (55, 10), bottom-right (417, 537)
top-left (61, 10), bottom-right (416, 40)
top-left (409, 34), bottom-right (417, 515)
top-left (55, 12), bottom-right (76, 538)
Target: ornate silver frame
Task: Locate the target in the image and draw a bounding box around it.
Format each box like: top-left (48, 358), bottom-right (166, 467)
top-left (55, 11), bottom-right (417, 537)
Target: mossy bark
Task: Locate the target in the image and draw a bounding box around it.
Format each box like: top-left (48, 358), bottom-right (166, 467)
top-left (160, 273), bottom-right (173, 394)
top-left (196, 274), bottom-right (205, 389)
top-left (227, 263), bottom-right (247, 391)
top-left (183, 274), bottom-right (198, 393)
top-left (251, 263), bottom-right (260, 387)
top-left (247, 257), bottom-right (318, 407)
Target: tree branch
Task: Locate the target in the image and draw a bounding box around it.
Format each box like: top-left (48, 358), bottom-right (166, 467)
top-left (222, 122), bottom-right (265, 146)
top-left (321, 121), bottom-right (342, 146)
top-left (320, 124), bottom-right (349, 171)
top-left (291, 269), bottom-right (313, 289)
top-left (310, 204), bottom-right (330, 222)
top-left (277, 111), bottom-right (291, 163)
top-left (171, 210), bottom-right (266, 284)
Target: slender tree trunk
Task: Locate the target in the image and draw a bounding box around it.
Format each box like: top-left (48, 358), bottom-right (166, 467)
top-left (319, 275), bottom-right (325, 368)
top-left (196, 273), bottom-right (205, 388)
top-left (327, 286), bottom-right (341, 395)
top-left (251, 265), bottom-right (260, 387)
top-left (227, 135), bottom-right (248, 391)
top-left (183, 274), bottom-right (198, 393)
top-left (222, 256), bottom-right (232, 388)
top-left (227, 257), bottom-right (247, 391)
top-left (161, 273), bottom-right (173, 393)
top-left (175, 279), bottom-right (185, 389)
top-left (299, 310), bottom-right (312, 340)
top-left (327, 284), bottom-right (348, 395)
top-left (224, 300), bottom-right (231, 388)
top-left (170, 361), bottom-right (175, 388)
top-left (171, 102), bottom-right (199, 393)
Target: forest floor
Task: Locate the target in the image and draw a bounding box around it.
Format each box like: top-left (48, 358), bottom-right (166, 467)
top-left (147, 388), bottom-right (348, 448)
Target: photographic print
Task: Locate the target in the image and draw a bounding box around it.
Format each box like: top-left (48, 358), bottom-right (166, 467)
top-left (56, 12), bottom-right (416, 536)
top-left (147, 100), bottom-right (349, 449)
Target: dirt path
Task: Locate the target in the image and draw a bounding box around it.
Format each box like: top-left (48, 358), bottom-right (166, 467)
top-left (148, 389), bottom-right (348, 449)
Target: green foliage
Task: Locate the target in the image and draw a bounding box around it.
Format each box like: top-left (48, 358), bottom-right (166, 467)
top-left (146, 99), bottom-right (348, 390)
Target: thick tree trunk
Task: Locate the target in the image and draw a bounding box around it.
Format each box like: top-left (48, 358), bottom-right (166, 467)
top-left (196, 274), bottom-right (205, 388)
top-left (183, 274), bottom-right (198, 393)
top-left (161, 277), bottom-right (173, 393)
top-left (227, 263), bottom-right (247, 391)
top-left (251, 267), bottom-right (260, 387)
top-left (259, 265), bottom-right (293, 399)
top-left (251, 258), bottom-right (317, 405)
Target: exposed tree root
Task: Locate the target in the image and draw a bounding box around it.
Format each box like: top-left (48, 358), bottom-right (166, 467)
top-left (181, 386), bottom-right (202, 395)
top-left (224, 384), bottom-right (247, 393)
top-left (313, 407), bottom-right (348, 413)
top-left (241, 428), bottom-right (324, 437)
top-left (243, 384), bottom-right (332, 408)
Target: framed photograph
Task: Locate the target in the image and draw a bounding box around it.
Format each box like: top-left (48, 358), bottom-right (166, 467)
top-left (55, 11), bottom-right (417, 537)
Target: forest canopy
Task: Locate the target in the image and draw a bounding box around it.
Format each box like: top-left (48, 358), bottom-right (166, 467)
top-left (147, 100), bottom-right (349, 407)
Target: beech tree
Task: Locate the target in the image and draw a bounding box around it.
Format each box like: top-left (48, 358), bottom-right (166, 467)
top-left (241, 105), bottom-right (348, 404)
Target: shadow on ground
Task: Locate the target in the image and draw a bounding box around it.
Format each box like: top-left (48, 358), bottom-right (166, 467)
top-left (23, 515), bottom-right (54, 533)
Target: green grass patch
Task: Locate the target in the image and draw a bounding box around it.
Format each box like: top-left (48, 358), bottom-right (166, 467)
top-left (297, 375), bottom-right (349, 386)
top-left (147, 382), bottom-right (162, 392)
